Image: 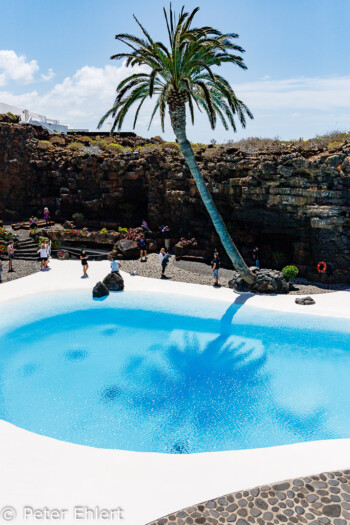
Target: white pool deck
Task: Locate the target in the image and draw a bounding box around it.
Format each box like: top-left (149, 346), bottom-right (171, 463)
top-left (0, 260), bottom-right (350, 524)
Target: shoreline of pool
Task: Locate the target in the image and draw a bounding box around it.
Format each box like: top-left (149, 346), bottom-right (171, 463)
top-left (0, 259), bottom-right (350, 319)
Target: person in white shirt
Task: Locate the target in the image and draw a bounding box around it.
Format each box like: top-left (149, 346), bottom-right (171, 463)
top-left (37, 241), bottom-right (48, 270)
top-left (110, 258), bottom-right (121, 274)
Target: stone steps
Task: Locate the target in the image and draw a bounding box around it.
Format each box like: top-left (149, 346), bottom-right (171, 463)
top-left (13, 236), bottom-right (39, 259)
top-left (15, 246), bottom-right (37, 253)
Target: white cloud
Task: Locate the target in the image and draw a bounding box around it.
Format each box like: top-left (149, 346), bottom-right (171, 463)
top-left (0, 89), bottom-right (39, 108)
top-left (0, 50), bottom-right (39, 86)
top-left (237, 75), bottom-right (350, 110)
top-left (41, 68), bottom-right (55, 81)
top-left (1, 61), bottom-right (349, 140)
top-left (0, 62), bottom-right (148, 129)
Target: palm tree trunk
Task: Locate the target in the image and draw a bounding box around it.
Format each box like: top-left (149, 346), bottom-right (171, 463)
top-left (169, 102), bottom-right (255, 285)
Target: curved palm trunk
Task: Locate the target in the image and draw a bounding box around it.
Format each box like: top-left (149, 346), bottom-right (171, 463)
top-left (169, 102), bottom-right (255, 285)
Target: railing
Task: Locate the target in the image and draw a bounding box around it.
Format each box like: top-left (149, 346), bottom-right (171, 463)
top-left (29, 119), bottom-right (58, 134)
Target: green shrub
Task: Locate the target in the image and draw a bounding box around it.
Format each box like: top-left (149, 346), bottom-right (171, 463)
top-left (159, 142), bottom-right (180, 151)
top-left (282, 265), bottom-right (299, 281)
top-left (0, 228), bottom-right (13, 241)
top-left (6, 112), bottom-right (20, 123)
top-left (107, 143), bottom-right (124, 153)
top-left (76, 135), bottom-right (92, 144)
top-left (67, 141), bottom-right (84, 151)
top-left (328, 141), bottom-right (343, 152)
top-left (51, 240), bottom-right (61, 249)
top-left (50, 135), bottom-right (66, 146)
top-left (99, 227), bottom-right (108, 235)
top-left (118, 227), bottom-right (128, 234)
top-left (38, 140), bottom-right (54, 150)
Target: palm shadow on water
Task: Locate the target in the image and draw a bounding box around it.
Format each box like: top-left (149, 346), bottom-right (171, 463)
top-left (121, 295), bottom-right (269, 451)
top-left (119, 294), bottom-right (329, 452)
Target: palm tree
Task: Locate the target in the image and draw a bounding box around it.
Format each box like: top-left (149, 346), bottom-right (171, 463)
top-left (98, 5), bottom-right (255, 284)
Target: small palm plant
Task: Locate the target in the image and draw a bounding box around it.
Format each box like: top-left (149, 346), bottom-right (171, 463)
top-left (99, 5), bottom-right (255, 284)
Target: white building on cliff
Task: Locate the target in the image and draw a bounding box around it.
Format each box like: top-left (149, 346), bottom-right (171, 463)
top-left (0, 102), bottom-right (87, 134)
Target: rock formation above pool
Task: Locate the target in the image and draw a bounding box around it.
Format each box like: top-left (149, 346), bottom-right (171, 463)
top-left (1, 120), bottom-right (349, 282)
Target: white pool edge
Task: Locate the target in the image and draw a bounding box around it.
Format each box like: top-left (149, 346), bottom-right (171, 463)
top-left (0, 260), bottom-right (350, 525)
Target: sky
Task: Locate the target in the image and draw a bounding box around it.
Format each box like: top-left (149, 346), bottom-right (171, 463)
top-left (0, 0), bottom-right (349, 143)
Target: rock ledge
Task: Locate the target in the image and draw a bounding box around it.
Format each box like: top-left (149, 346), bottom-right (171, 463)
top-left (229, 267), bottom-right (289, 294)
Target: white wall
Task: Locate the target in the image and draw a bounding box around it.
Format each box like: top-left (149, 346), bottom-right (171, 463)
top-left (0, 102), bottom-right (69, 133)
top-left (0, 102), bottom-right (25, 120)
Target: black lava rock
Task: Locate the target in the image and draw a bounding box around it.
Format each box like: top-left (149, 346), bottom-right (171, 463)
top-left (92, 281), bottom-right (109, 298)
top-left (103, 272), bottom-right (124, 291)
top-left (229, 267), bottom-right (289, 294)
top-left (295, 296), bottom-right (315, 305)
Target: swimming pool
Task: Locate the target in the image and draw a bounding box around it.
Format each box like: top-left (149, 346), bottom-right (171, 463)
top-left (0, 290), bottom-right (349, 453)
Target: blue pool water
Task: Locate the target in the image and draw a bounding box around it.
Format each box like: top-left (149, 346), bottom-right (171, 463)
top-left (0, 290), bottom-right (349, 453)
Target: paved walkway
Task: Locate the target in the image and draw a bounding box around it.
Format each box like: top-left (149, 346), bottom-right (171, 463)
top-left (149, 470), bottom-right (350, 524)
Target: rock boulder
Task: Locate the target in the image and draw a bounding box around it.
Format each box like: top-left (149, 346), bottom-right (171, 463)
top-left (114, 238), bottom-right (139, 258)
top-left (229, 267), bottom-right (289, 294)
top-left (295, 296), bottom-right (315, 305)
top-left (103, 272), bottom-right (124, 291)
top-left (92, 281), bottom-right (109, 298)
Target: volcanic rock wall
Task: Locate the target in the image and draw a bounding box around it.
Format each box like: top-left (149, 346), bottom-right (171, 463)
top-left (0, 121), bottom-right (349, 281)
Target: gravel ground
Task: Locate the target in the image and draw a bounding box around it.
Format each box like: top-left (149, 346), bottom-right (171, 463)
top-left (1, 232), bottom-right (348, 295)
top-left (0, 229), bottom-right (41, 284)
top-left (119, 253), bottom-right (349, 295)
top-left (0, 258), bottom-right (41, 284)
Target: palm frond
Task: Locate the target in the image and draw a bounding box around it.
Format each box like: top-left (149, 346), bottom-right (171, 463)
top-left (99, 3), bottom-right (253, 135)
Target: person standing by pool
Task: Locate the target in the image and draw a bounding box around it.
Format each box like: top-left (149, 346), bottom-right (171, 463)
top-left (211, 249), bottom-right (221, 287)
top-left (162, 226), bottom-right (171, 251)
top-left (43, 207), bottom-right (51, 227)
top-left (80, 250), bottom-right (89, 278)
top-left (110, 257), bottom-right (121, 274)
top-left (138, 234), bottom-right (147, 262)
top-left (37, 241), bottom-right (48, 271)
top-left (7, 241), bottom-right (15, 272)
top-left (159, 248), bottom-right (171, 279)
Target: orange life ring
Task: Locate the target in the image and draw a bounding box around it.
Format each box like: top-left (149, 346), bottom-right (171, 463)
top-left (317, 261), bottom-right (327, 273)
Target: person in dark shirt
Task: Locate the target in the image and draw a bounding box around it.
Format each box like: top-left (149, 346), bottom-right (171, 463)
top-left (138, 235), bottom-right (147, 261)
top-left (80, 250), bottom-right (89, 278)
top-left (162, 226), bottom-right (171, 250)
top-left (211, 249), bottom-right (221, 287)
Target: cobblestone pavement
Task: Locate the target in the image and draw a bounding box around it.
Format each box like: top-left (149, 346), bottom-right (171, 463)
top-left (148, 470), bottom-right (350, 525)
